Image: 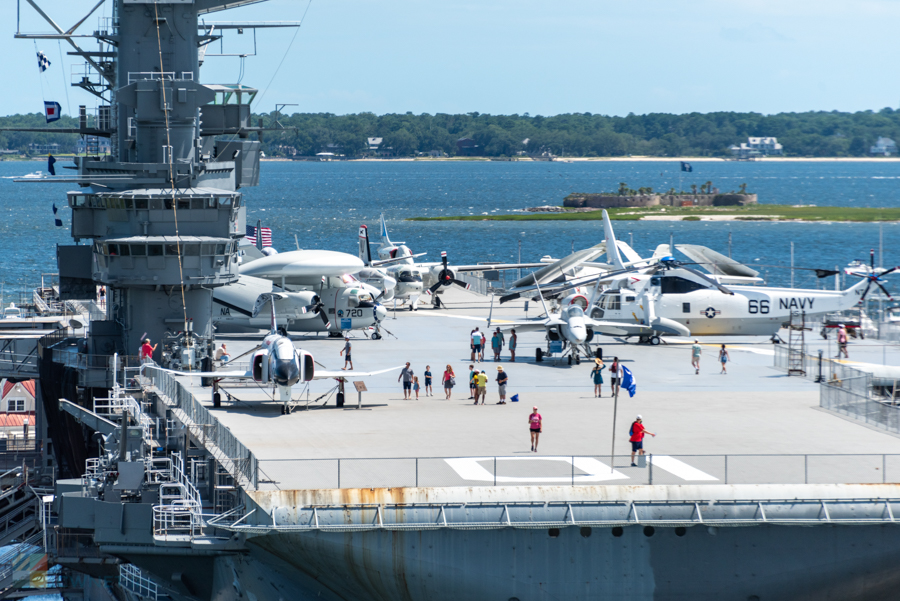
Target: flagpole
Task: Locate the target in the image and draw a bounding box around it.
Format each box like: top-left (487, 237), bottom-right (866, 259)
top-left (610, 373), bottom-right (619, 473)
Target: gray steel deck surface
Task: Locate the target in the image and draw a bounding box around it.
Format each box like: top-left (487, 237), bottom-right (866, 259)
top-left (174, 287), bottom-right (900, 490)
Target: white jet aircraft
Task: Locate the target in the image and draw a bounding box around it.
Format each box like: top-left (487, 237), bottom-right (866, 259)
top-left (358, 215), bottom-right (545, 310)
top-left (145, 293), bottom-right (401, 414)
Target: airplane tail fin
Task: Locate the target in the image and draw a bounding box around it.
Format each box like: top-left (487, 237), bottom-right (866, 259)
top-left (252, 292), bottom-right (287, 333)
top-left (602, 210), bottom-right (625, 270)
top-left (358, 225), bottom-right (372, 266)
top-left (380, 214), bottom-right (392, 246)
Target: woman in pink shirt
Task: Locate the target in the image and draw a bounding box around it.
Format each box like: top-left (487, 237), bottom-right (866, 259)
top-left (528, 406), bottom-right (542, 452)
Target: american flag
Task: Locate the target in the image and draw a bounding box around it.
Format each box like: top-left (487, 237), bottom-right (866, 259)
top-left (245, 225), bottom-right (272, 247)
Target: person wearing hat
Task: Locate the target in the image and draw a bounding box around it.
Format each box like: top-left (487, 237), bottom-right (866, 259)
top-left (528, 406), bottom-right (542, 452)
top-left (629, 415), bottom-right (656, 466)
top-left (496, 365), bottom-right (508, 404)
top-left (590, 358), bottom-right (606, 397)
top-left (140, 338), bottom-right (157, 365)
top-left (837, 324), bottom-right (849, 359)
top-left (340, 336), bottom-right (353, 370)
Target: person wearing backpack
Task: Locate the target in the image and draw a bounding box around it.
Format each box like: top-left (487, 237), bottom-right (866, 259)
top-left (629, 415), bottom-right (656, 466)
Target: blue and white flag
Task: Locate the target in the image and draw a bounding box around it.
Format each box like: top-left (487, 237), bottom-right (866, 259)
top-left (621, 365), bottom-right (637, 398)
top-left (44, 101), bottom-right (61, 123)
top-left (680, 161), bottom-right (692, 173)
top-left (36, 51), bottom-right (51, 72)
top-left (52, 203), bottom-right (62, 227)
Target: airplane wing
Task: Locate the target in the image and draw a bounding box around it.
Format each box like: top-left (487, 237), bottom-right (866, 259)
top-left (509, 244), bottom-right (606, 289)
top-left (141, 365), bottom-right (252, 379)
top-left (583, 319), bottom-right (630, 336)
top-left (313, 366), bottom-right (405, 380)
top-left (498, 323), bottom-right (550, 333)
top-left (369, 253), bottom-right (428, 267)
top-left (451, 262), bottom-right (549, 272)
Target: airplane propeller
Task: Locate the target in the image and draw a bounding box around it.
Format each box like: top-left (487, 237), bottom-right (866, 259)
top-left (860, 249), bottom-right (898, 301)
top-left (428, 251), bottom-right (471, 293)
top-left (301, 295), bottom-right (332, 329)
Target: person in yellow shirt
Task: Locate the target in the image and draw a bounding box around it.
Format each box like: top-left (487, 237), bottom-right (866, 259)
top-left (476, 370), bottom-right (488, 405)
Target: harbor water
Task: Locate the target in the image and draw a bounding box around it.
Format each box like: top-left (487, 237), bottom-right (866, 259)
top-left (1, 159), bottom-right (899, 291)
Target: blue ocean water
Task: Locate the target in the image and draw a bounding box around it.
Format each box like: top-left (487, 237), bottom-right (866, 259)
top-left (1, 159), bottom-right (898, 292)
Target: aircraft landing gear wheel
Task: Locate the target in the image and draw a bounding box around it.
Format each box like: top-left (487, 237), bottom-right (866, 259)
top-left (280, 406), bottom-right (286, 415)
top-left (575, 355), bottom-right (581, 365)
top-left (650, 336), bottom-right (661, 346)
top-left (371, 332), bottom-right (381, 340)
top-left (638, 335), bottom-right (648, 344)
top-left (567, 355), bottom-right (572, 365)
top-left (536, 348), bottom-right (543, 363)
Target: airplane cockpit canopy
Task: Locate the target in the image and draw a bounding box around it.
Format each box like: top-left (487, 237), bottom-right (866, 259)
top-left (566, 305), bottom-right (584, 318)
top-left (397, 270), bottom-right (422, 283)
top-left (650, 275), bottom-right (709, 294)
top-left (272, 338), bottom-right (295, 362)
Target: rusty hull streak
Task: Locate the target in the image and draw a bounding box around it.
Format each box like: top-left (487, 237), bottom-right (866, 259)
top-left (246, 483), bottom-right (900, 518)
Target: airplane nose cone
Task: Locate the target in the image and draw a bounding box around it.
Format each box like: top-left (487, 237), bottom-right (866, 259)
top-left (375, 304), bottom-right (387, 322)
top-left (383, 276), bottom-right (397, 290)
top-left (272, 358), bottom-right (299, 386)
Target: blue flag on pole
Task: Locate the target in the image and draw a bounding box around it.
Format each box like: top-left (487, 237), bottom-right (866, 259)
top-left (680, 161), bottom-right (692, 172)
top-left (52, 203), bottom-right (62, 227)
top-left (621, 365), bottom-right (637, 397)
top-left (47, 154), bottom-right (56, 176)
top-left (36, 51), bottom-right (51, 72)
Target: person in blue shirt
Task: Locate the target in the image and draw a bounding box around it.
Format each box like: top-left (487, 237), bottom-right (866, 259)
top-left (590, 359), bottom-right (606, 397)
top-left (424, 365), bottom-right (433, 397)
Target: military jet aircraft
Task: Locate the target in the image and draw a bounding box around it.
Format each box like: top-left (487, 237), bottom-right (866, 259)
top-left (358, 216), bottom-right (544, 309)
top-left (146, 293), bottom-right (400, 414)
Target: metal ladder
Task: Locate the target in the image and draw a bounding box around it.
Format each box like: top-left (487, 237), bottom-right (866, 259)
top-left (788, 311), bottom-right (807, 376)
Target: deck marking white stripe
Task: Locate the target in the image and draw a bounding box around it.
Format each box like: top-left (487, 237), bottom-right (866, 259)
top-left (445, 456), bottom-right (629, 483)
top-left (649, 455), bottom-right (718, 481)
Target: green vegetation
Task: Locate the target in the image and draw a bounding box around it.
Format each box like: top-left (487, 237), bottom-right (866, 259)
top-left (408, 205), bottom-right (900, 223)
top-left (2, 107), bottom-right (900, 157)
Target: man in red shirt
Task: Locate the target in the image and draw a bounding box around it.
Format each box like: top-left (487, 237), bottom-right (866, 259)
top-left (140, 338), bottom-right (157, 364)
top-left (629, 415), bottom-right (656, 467)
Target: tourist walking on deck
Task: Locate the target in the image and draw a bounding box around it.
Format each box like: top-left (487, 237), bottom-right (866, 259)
top-left (491, 330), bottom-right (502, 361)
top-left (471, 328), bottom-right (482, 363)
top-left (496, 366), bottom-right (508, 404)
top-left (529, 406), bottom-right (542, 452)
top-left (424, 365), bottom-right (433, 396)
top-left (479, 331), bottom-right (487, 362)
top-left (590, 358), bottom-right (605, 397)
top-left (340, 337), bottom-right (353, 370)
top-left (718, 345), bottom-right (730, 374)
top-left (475, 370), bottom-right (488, 404)
top-left (691, 340), bottom-right (702, 374)
top-left (629, 415), bottom-right (656, 466)
top-left (509, 329), bottom-right (517, 362)
top-left (468, 364), bottom-right (477, 399)
top-left (413, 376), bottom-right (421, 400)
top-left (442, 365), bottom-right (455, 399)
top-left (399, 362), bottom-right (414, 400)
top-left (610, 357), bottom-right (622, 397)
top-left (837, 325), bottom-right (849, 359)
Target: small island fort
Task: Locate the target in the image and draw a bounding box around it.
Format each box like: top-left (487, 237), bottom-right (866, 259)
top-left (563, 182), bottom-right (757, 209)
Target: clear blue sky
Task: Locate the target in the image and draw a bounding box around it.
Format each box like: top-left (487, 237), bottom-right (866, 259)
top-left (3, 0), bottom-right (898, 118)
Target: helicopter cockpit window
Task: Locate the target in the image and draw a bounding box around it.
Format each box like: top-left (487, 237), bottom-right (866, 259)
top-left (599, 293), bottom-right (620, 310)
top-left (659, 276), bottom-right (708, 295)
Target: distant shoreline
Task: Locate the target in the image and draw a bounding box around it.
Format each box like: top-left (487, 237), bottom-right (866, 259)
top-left (261, 156), bottom-right (900, 163)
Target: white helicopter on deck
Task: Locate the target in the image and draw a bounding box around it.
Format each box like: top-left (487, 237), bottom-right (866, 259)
top-left (146, 293), bottom-right (401, 415)
top-left (585, 211), bottom-right (885, 341)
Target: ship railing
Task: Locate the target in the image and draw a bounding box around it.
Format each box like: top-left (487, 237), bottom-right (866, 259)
top-left (142, 366), bottom-right (259, 490)
top-left (254, 453), bottom-right (900, 490)
top-left (152, 500), bottom-right (202, 540)
top-left (821, 381), bottom-right (900, 434)
top-left (144, 456), bottom-right (174, 485)
top-left (773, 345), bottom-right (872, 395)
top-left (0, 348), bottom-right (39, 378)
top-left (119, 564), bottom-right (159, 600)
top-left (217, 496), bottom-right (900, 534)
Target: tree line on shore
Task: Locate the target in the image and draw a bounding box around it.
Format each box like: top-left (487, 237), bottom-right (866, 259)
top-left (1, 107), bottom-right (898, 157)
